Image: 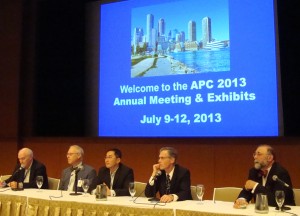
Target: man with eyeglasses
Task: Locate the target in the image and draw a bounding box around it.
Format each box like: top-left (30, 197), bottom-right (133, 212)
top-left (234, 144), bottom-right (295, 208)
top-left (89, 148), bottom-right (134, 196)
top-left (58, 145), bottom-right (96, 192)
top-left (145, 147), bottom-right (192, 202)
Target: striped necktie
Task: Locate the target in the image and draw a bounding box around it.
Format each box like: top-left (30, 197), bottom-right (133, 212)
top-left (166, 174), bottom-right (171, 194)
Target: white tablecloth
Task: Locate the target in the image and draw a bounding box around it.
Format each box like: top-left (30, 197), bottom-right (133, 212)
top-left (0, 188), bottom-right (299, 216)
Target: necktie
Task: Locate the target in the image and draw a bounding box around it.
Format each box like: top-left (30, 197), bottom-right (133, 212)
top-left (259, 169), bottom-right (268, 178)
top-left (166, 174), bottom-right (171, 194)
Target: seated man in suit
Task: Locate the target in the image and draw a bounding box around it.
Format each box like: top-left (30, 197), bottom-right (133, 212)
top-left (59, 145), bottom-right (96, 192)
top-left (90, 148), bottom-right (134, 196)
top-left (0, 147), bottom-right (49, 189)
top-left (234, 144), bottom-right (295, 208)
top-left (145, 147), bottom-right (192, 202)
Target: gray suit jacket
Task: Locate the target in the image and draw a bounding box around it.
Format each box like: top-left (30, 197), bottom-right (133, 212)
top-left (59, 164), bottom-right (96, 192)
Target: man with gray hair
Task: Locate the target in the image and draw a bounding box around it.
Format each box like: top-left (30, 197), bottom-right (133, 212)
top-left (145, 147), bottom-right (192, 202)
top-left (59, 145), bottom-right (96, 192)
top-left (234, 144), bottom-right (295, 208)
top-left (0, 147), bottom-right (49, 189)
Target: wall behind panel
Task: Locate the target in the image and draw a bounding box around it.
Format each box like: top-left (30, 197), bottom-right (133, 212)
top-left (22, 137), bottom-right (300, 200)
top-left (0, 0), bottom-right (22, 138)
top-left (0, 140), bottom-right (20, 174)
top-left (0, 1), bottom-right (23, 171)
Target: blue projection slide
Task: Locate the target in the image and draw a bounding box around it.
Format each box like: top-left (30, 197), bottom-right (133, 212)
top-left (98, 0), bottom-right (280, 137)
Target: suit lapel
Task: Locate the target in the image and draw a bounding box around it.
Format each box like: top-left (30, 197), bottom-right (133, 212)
top-left (112, 167), bottom-right (121, 188)
top-left (170, 165), bottom-right (178, 192)
top-left (104, 169), bottom-right (111, 187)
top-left (265, 163), bottom-right (276, 189)
top-left (77, 164), bottom-right (86, 179)
top-left (28, 160), bottom-right (36, 182)
top-left (159, 170), bottom-right (167, 195)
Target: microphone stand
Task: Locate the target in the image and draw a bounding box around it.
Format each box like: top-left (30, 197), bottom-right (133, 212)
top-left (69, 168), bottom-right (82, 196)
top-left (148, 176), bottom-right (160, 202)
top-left (148, 197), bottom-right (160, 202)
top-left (134, 185), bottom-right (161, 206)
top-left (10, 166), bottom-right (24, 191)
top-left (133, 187), bottom-right (147, 203)
top-left (11, 166), bottom-right (24, 180)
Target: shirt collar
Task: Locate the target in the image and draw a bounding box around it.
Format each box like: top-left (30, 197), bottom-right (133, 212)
top-left (26, 160), bottom-right (33, 171)
top-left (110, 167), bottom-right (119, 176)
top-left (71, 162), bottom-right (83, 171)
top-left (166, 167), bottom-right (175, 180)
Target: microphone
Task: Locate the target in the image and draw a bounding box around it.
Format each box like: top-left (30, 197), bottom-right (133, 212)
top-left (18, 165), bottom-right (25, 170)
top-left (133, 171), bottom-right (162, 203)
top-left (15, 165), bottom-right (24, 172)
top-left (148, 171), bottom-right (162, 202)
top-left (272, 175), bottom-right (290, 188)
top-left (151, 170), bottom-right (162, 182)
top-left (11, 165), bottom-right (24, 179)
top-left (69, 166), bottom-right (83, 196)
top-left (6, 165), bottom-right (25, 190)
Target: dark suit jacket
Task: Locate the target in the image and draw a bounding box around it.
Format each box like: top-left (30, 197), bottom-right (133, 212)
top-left (237, 162), bottom-right (295, 206)
top-left (90, 163), bottom-right (134, 196)
top-left (145, 164), bottom-right (192, 201)
top-left (59, 164), bottom-right (96, 192)
top-left (5, 159), bottom-right (49, 189)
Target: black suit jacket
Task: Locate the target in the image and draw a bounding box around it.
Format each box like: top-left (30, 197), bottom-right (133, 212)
top-left (90, 163), bottom-right (134, 196)
top-left (145, 164), bottom-right (192, 201)
top-left (237, 162), bottom-right (295, 206)
top-left (5, 159), bottom-right (49, 189)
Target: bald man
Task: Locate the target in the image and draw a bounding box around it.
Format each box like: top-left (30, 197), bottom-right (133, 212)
top-left (1, 148), bottom-right (49, 189)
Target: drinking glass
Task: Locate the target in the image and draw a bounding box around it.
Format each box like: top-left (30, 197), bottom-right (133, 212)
top-left (196, 184), bottom-right (205, 203)
top-left (81, 179), bottom-right (90, 196)
top-left (128, 182), bottom-right (136, 201)
top-left (275, 190), bottom-right (285, 212)
top-left (36, 176), bottom-right (43, 191)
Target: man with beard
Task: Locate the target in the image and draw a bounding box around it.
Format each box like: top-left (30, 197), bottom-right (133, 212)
top-left (234, 144), bottom-right (295, 208)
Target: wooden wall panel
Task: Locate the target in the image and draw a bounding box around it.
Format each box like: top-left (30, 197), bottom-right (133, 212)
top-left (0, 1), bottom-right (22, 137)
top-left (0, 139), bottom-right (19, 174)
top-left (214, 143), bottom-right (251, 188)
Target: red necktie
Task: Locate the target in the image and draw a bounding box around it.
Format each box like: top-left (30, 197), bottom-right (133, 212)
top-left (259, 170), bottom-right (268, 177)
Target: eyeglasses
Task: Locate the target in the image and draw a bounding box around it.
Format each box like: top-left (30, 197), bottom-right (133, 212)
top-left (104, 156), bottom-right (117, 159)
top-left (158, 156), bottom-right (171, 160)
top-left (253, 152), bottom-right (269, 157)
top-left (66, 153), bottom-right (79, 156)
